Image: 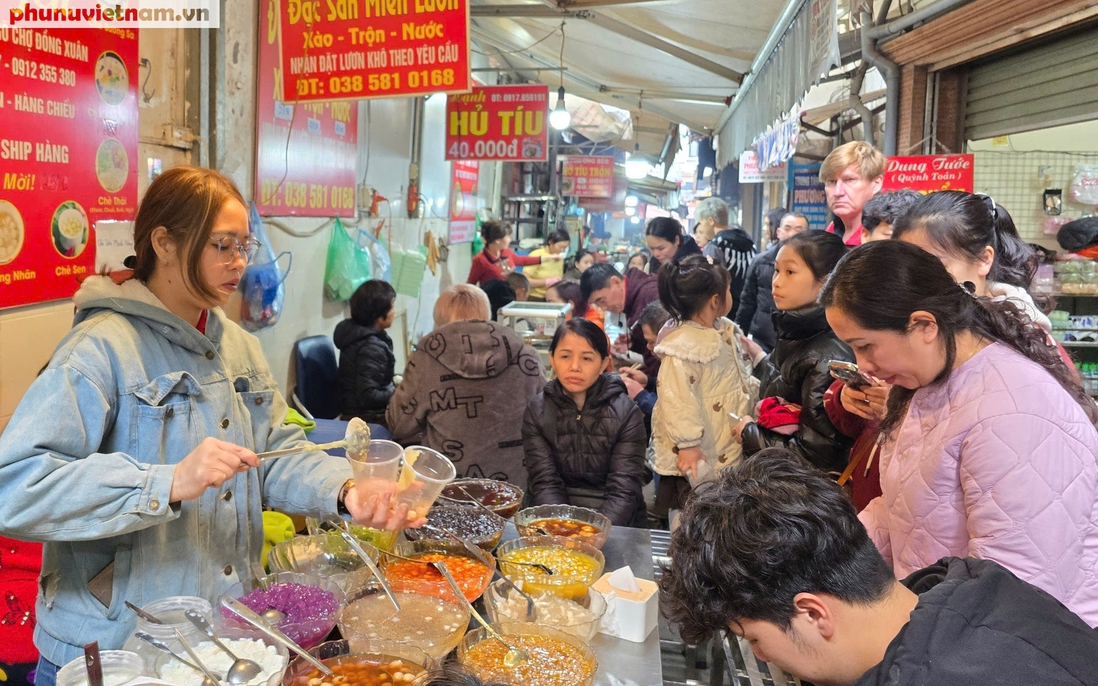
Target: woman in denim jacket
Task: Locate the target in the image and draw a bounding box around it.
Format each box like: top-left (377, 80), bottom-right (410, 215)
top-left (0, 167), bottom-right (413, 683)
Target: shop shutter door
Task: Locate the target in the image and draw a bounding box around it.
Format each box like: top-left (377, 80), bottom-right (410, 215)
top-left (965, 27), bottom-right (1098, 141)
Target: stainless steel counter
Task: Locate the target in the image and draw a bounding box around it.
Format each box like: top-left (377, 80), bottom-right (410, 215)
top-left (500, 523), bottom-right (663, 686)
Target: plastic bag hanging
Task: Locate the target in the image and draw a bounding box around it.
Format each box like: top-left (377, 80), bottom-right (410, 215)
top-left (240, 202), bottom-right (292, 331)
top-left (324, 218), bottom-right (372, 301)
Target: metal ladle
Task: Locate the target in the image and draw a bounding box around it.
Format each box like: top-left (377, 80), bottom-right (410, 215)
top-left (420, 523), bottom-right (555, 575)
top-left (218, 596), bottom-right (333, 677)
top-left (185, 610), bottom-right (263, 685)
top-left (248, 562), bottom-right (286, 624)
top-left (433, 561), bottom-right (529, 668)
top-left (338, 529), bottom-right (402, 612)
top-left (174, 628), bottom-right (226, 686)
top-left (379, 547), bottom-right (538, 622)
top-left (256, 417), bottom-right (372, 462)
top-left (134, 632), bottom-right (220, 686)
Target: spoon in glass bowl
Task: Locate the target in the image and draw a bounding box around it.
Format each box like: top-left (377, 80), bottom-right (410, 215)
top-left (433, 561), bottom-right (528, 668)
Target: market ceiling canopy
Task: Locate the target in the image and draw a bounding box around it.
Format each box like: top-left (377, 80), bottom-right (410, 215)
top-left (468, 0), bottom-right (786, 137)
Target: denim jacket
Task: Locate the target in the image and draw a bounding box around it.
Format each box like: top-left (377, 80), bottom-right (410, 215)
top-left (0, 277), bottom-right (352, 666)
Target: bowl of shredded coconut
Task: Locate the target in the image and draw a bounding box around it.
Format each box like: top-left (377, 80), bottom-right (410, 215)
top-left (155, 629), bottom-right (288, 686)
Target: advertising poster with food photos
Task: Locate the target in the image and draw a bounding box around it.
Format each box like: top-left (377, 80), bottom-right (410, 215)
top-left (0, 27), bottom-right (138, 308)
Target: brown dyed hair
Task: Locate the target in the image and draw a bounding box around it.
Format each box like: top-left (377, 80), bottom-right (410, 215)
top-left (131, 166), bottom-right (247, 302)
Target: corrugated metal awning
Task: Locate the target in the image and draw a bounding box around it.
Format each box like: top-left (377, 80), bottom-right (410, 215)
top-left (715, 0), bottom-right (839, 168)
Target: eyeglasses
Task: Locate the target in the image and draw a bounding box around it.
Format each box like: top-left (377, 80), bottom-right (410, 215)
top-left (210, 236), bottom-right (261, 265)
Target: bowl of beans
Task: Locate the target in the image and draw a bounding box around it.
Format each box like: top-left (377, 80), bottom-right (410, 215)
top-left (482, 579), bottom-right (606, 641)
top-left (381, 540), bottom-right (496, 603)
top-left (338, 579), bottom-right (471, 660)
top-left (267, 534), bottom-right (382, 595)
top-left (281, 640), bottom-right (427, 686)
top-left (496, 536), bottom-right (605, 600)
top-left (221, 572), bottom-right (345, 649)
top-left (513, 505), bottom-right (612, 549)
top-left (404, 506), bottom-right (505, 551)
top-left (457, 622), bottom-right (598, 686)
top-left (438, 479), bottom-right (525, 518)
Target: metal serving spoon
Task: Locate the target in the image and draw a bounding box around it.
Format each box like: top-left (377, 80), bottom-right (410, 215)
top-left (248, 562), bottom-right (286, 624)
top-left (379, 547), bottom-right (537, 621)
top-left (134, 632), bottom-right (220, 686)
top-left (256, 418), bottom-right (371, 461)
top-left (218, 596), bottom-right (333, 676)
top-left (125, 601), bottom-right (164, 625)
top-left (185, 610), bottom-right (263, 685)
top-left (420, 523), bottom-right (555, 575)
top-left (174, 628), bottom-right (225, 686)
top-left (433, 561), bottom-right (529, 669)
top-left (339, 529), bottom-right (402, 612)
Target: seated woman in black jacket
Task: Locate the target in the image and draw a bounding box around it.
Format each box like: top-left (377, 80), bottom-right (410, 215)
top-left (522, 318), bottom-right (648, 527)
top-left (731, 231), bottom-right (855, 473)
top-left (335, 279), bottom-right (397, 424)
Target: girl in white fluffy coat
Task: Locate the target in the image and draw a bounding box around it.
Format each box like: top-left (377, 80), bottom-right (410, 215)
top-left (651, 255), bottom-right (758, 517)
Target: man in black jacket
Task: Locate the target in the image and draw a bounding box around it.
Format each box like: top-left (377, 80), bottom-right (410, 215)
top-left (698, 196), bottom-right (756, 318)
top-left (660, 450), bottom-right (1098, 686)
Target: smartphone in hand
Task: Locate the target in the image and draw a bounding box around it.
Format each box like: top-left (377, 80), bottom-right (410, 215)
top-left (828, 360), bottom-right (874, 389)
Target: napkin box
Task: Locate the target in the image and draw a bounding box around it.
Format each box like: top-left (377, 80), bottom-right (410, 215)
top-left (592, 571), bottom-right (659, 643)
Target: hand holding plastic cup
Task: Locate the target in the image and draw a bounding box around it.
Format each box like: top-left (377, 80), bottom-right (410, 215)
top-left (347, 440), bottom-right (404, 496)
top-left (395, 446), bottom-right (456, 521)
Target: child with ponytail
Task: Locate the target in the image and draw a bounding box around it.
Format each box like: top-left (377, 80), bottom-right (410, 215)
top-left (651, 255), bottom-right (758, 520)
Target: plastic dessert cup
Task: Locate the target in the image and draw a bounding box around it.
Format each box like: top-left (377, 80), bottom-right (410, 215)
top-left (394, 446), bottom-right (456, 520)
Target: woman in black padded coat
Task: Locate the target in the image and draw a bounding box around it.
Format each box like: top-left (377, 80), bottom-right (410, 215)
top-left (334, 280), bottom-right (397, 424)
top-left (732, 232), bottom-right (855, 473)
top-left (522, 319), bottom-right (648, 527)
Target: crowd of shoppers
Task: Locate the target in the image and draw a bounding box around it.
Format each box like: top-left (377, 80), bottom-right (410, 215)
top-left (7, 136), bottom-right (1098, 686)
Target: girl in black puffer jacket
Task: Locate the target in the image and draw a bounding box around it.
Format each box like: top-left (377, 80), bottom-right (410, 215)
top-left (734, 232), bottom-right (855, 472)
top-left (523, 319), bottom-right (648, 526)
top-left (335, 280), bottom-right (397, 423)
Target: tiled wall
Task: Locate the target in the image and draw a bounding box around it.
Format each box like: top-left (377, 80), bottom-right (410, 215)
top-left (973, 149), bottom-right (1098, 252)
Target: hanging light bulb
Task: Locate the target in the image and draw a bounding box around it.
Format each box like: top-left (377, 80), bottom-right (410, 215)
top-left (550, 86), bottom-right (571, 131)
top-left (626, 143), bottom-right (650, 180)
top-left (625, 195), bottom-right (639, 207)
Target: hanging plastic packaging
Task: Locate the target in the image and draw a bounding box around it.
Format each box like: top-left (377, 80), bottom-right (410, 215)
top-left (324, 218), bottom-right (372, 301)
top-left (355, 226), bottom-right (392, 282)
top-left (1070, 164), bottom-right (1098, 206)
top-left (240, 202), bottom-right (291, 332)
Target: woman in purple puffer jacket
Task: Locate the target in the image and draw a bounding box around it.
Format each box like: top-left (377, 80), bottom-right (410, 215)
top-left (822, 240), bottom-right (1098, 627)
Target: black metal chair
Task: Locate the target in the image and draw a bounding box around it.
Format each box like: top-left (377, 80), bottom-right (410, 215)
top-left (290, 335), bottom-right (341, 420)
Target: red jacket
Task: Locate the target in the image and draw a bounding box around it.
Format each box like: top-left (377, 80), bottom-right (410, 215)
top-left (467, 249), bottom-right (542, 286)
top-left (823, 379), bottom-right (882, 511)
top-left (0, 537), bottom-right (41, 664)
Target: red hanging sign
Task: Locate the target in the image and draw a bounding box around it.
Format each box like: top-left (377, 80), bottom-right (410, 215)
top-left (256, 0), bottom-right (358, 216)
top-left (448, 160), bottom-right (478, 244)
top-left (277, 0), bottom-right (470, 103)
top-left (882, 154), bottom-right (974, 193)
top-left (445, 84), bottom-right (548, 161)
top-left (561, 156), bottom-right (614, 198)
top-left (0, 27), bottom-right (138, 309)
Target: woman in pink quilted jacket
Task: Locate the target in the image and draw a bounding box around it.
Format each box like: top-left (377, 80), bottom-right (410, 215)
top-left (822, 240), bottom-right (1098, 627)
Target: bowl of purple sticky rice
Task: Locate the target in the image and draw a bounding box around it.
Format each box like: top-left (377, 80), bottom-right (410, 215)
top-left (219, 571), bottom-right (345, 649)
